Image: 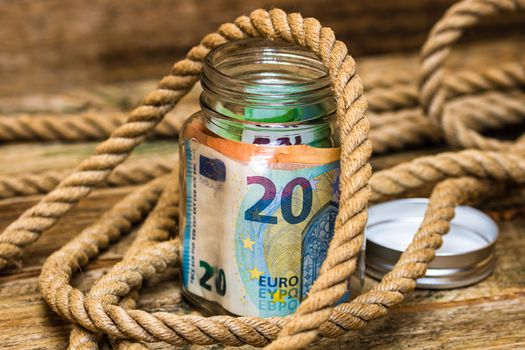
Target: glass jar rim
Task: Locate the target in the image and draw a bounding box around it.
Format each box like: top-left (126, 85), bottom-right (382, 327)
top-left (202, 38), bottom-right (332, 96)
top-left (200, 38), bottom-right (336, 123)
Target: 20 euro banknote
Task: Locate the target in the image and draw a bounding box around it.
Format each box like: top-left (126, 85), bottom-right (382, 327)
top-left (181, 120), bottom-right (343, 317)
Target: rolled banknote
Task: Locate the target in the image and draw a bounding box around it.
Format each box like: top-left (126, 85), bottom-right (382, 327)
top-left (205, 116), bottom-right (334, 148)
top-left (209, 100), bottom-right (336, 147)
top-left (180, 118), bottom-right (345, 317)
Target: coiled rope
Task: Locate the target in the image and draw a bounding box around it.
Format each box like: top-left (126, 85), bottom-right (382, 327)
top-left (0, 0), bottom-right (523, 349)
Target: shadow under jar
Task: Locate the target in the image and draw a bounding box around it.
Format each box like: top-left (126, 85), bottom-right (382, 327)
top-left (179, 38), bottom-right (364, 317)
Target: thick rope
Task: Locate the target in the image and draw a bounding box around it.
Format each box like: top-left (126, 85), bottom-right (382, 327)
top-left (419, 0), bottom-right (525, 124)
top-left (0, 112), bottom-right (184, 143)
top-left (0, 61), bottom-right (521, 151)
top-left (68, 173), bottom-right (179, 350)
top-left (0, 155), bottom-right (174, 199)
top-left (370, 90), bottom-right (525, 153)
top-left (442, 90), bottom-right (525, 150)
top-left (370, 114), bottom-right (438, 153)
top-left (369, 149), bottom-right (525, 202)
top-left (6, 146), bottom-right (522, 206)
top-left (38, 176), bottom-right (168, 319)
top-left (368, 60), bottom-right (524, 112)
top-left (0, 1), bottom-right (520, 349)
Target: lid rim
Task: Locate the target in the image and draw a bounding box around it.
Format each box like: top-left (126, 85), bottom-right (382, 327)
top-left (365, 198), bottom-right (499, 289)
top-left (366, 256), bottom-right (496, 290)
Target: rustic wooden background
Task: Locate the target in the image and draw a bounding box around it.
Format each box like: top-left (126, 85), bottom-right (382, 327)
top-left (1, 0), bottom-right (525, 349)
top-left (1, 0), bottom-right (524, 96)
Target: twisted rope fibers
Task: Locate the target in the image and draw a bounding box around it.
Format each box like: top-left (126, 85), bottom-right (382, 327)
top-left (68, 175), bottom-right (179, 349)
top-left (0, 111), bottom-right (184, 143)
top-left (419, 0), bottom-right (525, 124)
top-left (368, 60), bottom-right (525, 112)
top-left (0, 155), bottom-right (175, 199)
top-left (0, 1), bottom-right (523, 349)
top-left (371, 90), bottom-right (525, 153)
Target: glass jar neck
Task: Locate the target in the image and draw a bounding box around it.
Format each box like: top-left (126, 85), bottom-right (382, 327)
top-left (200, 38), bottom-right (336, 124)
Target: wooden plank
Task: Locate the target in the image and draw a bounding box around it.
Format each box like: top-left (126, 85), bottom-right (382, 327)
top-left (1, 0), bottom-right (524, 96)
top-left (1, 38), bottom-right (523, 113)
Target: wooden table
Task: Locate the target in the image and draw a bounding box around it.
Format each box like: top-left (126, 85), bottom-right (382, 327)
top-left (1, 43), bottom-right (525, 350)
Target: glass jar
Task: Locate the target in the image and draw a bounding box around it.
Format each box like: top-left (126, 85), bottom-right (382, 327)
top-left (179, 38), bottom-right (364, 317)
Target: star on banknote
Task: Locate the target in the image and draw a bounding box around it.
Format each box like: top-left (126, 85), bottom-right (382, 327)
top-left (271, 288), bottom-right (286, 304)
top-left (248, 266), bottom-right (264, 281)
top-left (242, 235), bottom-right (256, 250)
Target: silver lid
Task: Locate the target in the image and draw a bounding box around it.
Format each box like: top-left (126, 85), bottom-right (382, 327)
top-left (365, 198), bottom-right (498, 289)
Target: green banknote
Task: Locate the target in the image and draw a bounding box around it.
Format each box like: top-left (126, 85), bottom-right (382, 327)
top-left (207, 102), bottom-right (335, 148)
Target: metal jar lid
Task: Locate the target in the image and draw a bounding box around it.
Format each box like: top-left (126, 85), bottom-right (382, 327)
top-left (365, 198), bottom-right (499, 289)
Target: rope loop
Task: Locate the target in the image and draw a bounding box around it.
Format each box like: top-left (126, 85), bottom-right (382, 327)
top-left (419, 0), bottom-right (525, 150)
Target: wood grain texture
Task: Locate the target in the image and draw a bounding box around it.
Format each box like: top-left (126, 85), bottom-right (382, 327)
top-left (1, 0), bottom-right (524, 96)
